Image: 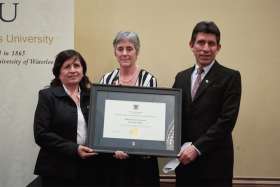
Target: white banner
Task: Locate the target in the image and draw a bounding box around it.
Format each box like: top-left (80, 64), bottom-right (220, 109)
top-left (0, 1), bottom-right (74, 186)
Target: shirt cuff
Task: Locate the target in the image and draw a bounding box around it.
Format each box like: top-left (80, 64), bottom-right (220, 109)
top-left (192, 144), bottom-right (202, 155)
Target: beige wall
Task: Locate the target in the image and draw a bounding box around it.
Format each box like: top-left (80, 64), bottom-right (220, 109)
top-left (75, 0), bottom-right (280, 177)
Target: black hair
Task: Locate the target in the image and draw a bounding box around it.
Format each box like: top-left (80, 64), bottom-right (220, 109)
top-left (50, 49), bottom-right (91, 90)
top-left (190, 21), bottom-right (221, 46)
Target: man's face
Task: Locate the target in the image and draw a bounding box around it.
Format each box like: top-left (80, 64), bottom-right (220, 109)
top-left (190, 32), bottom-right (221, 67)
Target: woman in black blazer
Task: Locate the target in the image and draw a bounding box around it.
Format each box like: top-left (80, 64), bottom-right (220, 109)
top-left (33, 50), bottom-right (100, 186)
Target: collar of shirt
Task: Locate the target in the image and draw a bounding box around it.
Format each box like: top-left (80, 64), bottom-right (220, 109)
top-left (191, 60), bottom-right (215, 89)
top-left (62, 84), bottom-right (81, 95)
top-left (62, 84), bottom-right (81, 100)
top-left (194, 60), bottom-right (215, 77)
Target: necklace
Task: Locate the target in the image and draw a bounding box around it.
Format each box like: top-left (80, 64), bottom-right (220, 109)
top-left (119, 66), bottom-right (140, 85)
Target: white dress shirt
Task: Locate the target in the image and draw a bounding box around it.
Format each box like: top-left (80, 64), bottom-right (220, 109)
top-left (63, 85), bottom-right (87, 145)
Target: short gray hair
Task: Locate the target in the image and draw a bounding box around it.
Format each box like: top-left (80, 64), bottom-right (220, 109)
top-left (113, 31), bottom-right (140, 54)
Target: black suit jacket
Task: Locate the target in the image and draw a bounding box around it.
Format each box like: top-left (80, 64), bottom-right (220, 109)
top-left (33, 86), bottom-right (93, 179)
top-left (173, 61), bottom-right (241, 185)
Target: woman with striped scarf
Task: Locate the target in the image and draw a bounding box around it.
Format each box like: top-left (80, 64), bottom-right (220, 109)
top-left (99, 31), bottom-right (159, 187)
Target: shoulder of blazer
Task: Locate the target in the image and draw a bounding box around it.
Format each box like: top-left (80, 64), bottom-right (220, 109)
top-left (40, 86), bottom-right (90, 101)
top-left (175, 66), bottom-right (195, 80)
top-left (212, 61), bottom-right (240, 77)
top-left (39, 86), bottom-right (67, 99)
top-left (51, 86), bottom-right (68, 97)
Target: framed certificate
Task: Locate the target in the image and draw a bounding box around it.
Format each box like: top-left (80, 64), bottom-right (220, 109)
top-left (87, 84), bottom-right (182, 157)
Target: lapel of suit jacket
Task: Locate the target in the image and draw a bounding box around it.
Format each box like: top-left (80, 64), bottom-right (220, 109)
top-left (185, 66), bottom-right (194, 103)
top-left (192, 61), bottom-right (220, 102)
top-left (80, 88), bottom-right (90, 109)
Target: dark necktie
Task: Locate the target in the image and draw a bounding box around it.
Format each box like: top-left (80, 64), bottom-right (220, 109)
top-left (191, 67), bottom-right (204, 100)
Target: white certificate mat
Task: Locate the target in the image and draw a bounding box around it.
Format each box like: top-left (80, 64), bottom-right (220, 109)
top-left (103, 100), bottom-right (166, 141)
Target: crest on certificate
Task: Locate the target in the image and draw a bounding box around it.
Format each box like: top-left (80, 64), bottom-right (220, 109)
top-left (133, 104), bottom-right (139, 110)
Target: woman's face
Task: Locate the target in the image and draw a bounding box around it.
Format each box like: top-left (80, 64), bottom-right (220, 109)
top-left (114, 40), bottom-right (138, 68)
top-left (59, 57), bottom-right (83, 87)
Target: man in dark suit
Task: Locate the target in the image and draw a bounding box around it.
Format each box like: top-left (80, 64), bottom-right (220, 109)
top-left (173, 21), bottom-right (242, 187)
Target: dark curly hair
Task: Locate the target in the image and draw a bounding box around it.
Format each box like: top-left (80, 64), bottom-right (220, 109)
top-left (50, 49), bottom-right (91, 90)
